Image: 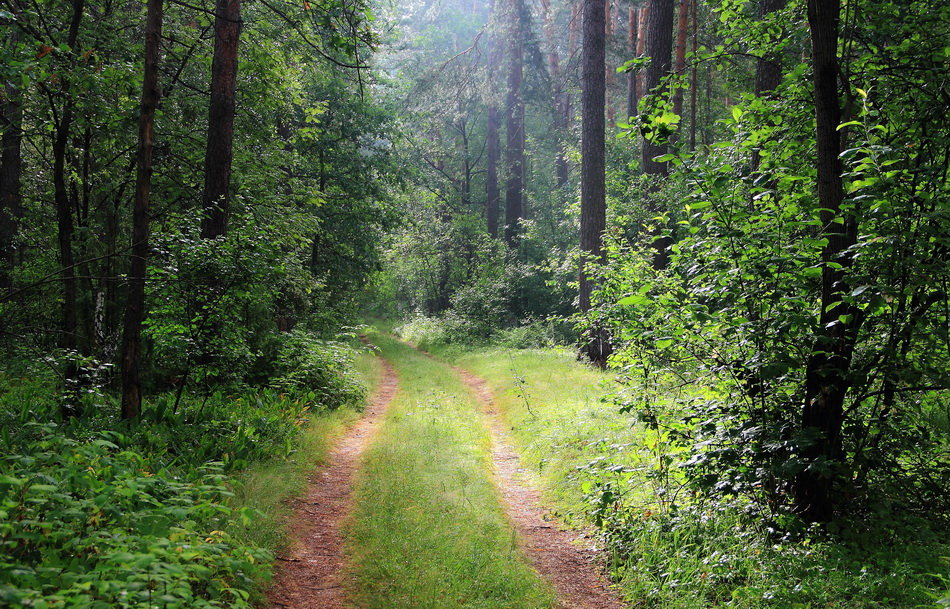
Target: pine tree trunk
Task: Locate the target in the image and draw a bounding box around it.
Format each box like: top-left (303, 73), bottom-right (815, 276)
top-left (580, 0), bottom-right (610, 366)
top-left (542, 0), bottom-right (570, 190)
top-left (794, 0), bottom-right (862, 524)
top-left (201, 0), bottom-right (241, 239)
top-left (641, 0), bottom-right (674, 176)
top-left (120, 0), bottom-right (163, 420)
top-left (605, 0), bottom-right (615, 123)
top-left (54, 0), bottom-right (86, 419)
top-left (640, 0), bottom-right (675, 269)
top-left (626, 6), bottom-right (638, 119)
top-left (635, 5), bottom-right (649, 112)
top-left (0, 30), bottom-right (23, 293)
top-left (486, 108), bottom-right (501, 237)
top-left (672, 0), bottom-right (689, 119)
top-left (751, 0), bottom-right (787, 173)
top-left (688, 0), bottom-right (697, 150)
top-left (754, 0), bottom-right (786, 95)
top-left (503, 0), bottom-right (525, 246)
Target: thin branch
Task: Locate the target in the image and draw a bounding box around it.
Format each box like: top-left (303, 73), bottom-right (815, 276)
top-left (256, 0), bottom-right (370, 70)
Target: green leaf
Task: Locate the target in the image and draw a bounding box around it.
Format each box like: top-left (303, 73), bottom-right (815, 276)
top-left (617, 295), bottom-right (650, 307)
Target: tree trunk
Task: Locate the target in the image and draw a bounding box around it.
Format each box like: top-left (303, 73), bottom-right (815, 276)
top-left (635, 5), bottom-right (649, 108)
top-left (569, 2), bottom-right (581, 71)
top-left (639, 0), bottom-right (675, 269)
top-left (542, 0), bottom-right (570, 190)
top-left (793, 0), bottom-right (862, 524)
top-left (672, 0), bottom-right (689, 119)
top-left (0, 29), bottom-right (23, 293)
top-left (626, 6), bottom-right (638, 119)
top-left (486, 107), bottom-right (501, 237)
top-left (120, 0), bottom-right (163, 421)
top-left (54, 0), bottom-right (86, 419)
top-left (485, 0), bottom-right (503, 237)
top-left (688, 0), bottom-right (697, 150)
top-left (503, 0), bottom-right (525, 247)
top-left (750, 0), bottom-right (787, 173)
top-left (754, 0), bottom-right (786, 96)
top-left (579, 0), bottom-right (610, 366)
top-left (201, 0), bottom-right (241, 239)
top-left (605, 0), bottom-right (615, 123)
top-left (641, 0), bottom-right (674, 176)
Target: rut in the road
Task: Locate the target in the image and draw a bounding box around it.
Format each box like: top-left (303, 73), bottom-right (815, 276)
top-left (454, 365), bottom-right (625, 609)
top-left (266, 353), bottom-right (397, 609)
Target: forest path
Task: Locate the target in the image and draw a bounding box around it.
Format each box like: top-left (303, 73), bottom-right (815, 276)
top-left (266, 349), bottom-right (398, 609)
top-left (268, 336), bottom-right (622, 609)
top-left (450, 363), bottom-right (625, 609)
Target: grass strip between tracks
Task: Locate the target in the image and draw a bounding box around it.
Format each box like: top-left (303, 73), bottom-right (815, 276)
top-left (345, 333), bottom-right (555, 609)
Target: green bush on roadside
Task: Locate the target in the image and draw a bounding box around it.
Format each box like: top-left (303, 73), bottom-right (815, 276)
top-left (0, 333), bottom-right (368, 607)
top-left (0, 426), bottom-right (268, 609)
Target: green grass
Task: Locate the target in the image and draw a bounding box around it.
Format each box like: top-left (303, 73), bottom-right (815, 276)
top-left (225, 403), bottom-right (362, 551)
top-left (443, 346), bottom-right (637, 520)
top-left (433, 345), bottom-right (950, 609)
top-left (344, 333), bottom-right (555, 609)
top-left (224, 349), bottom-right (378, 591)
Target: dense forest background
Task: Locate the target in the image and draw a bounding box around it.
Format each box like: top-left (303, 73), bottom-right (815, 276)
top-left (0, 0), bottom-right (947, 606)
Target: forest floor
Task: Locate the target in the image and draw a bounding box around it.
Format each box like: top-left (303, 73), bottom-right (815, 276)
top-left (266, 333), bottom-right (622, 609)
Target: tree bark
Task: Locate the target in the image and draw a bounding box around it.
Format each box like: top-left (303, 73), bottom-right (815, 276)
top-left (641, 0), bottom-right (674, 176)
top-left (485, 0), bottom-right (502, 236)
top-left (53, 0), bottom-right (86, 419)
top-left (542, 0), bottom-right (570, 190)
top-left (754, 0), bottom-right (786, 96)
top-left (688, 0), bottom-right (697, 150)
top-left (503, 0), bottom-right (525, 246)
top-left (639, 0), bottom-right (675, 269)
top-left (672, 0), bottom-right (689, 119)
top-left (635, 5), bottom-right (649, 111)
top-left (794, 0), bottom-right (861, 524)
top-left (626, 6), bottom-right (638, 119)
top-left (751, 0), bottom-right (787, 174)
top-left (605, 0), bottom-right (615, 123)
top-left (580, 0), bottom-right (610, 366)
top-left (486, 107), bottom-right (501, 237)
top-left (0, 29), bottom-right (23, 293)
top-left (201, 0), bottom-right (241, 239)
top-left (120, 0), bottom-right (163, 421)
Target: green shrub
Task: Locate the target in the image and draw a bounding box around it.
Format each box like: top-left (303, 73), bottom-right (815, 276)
top-left (492, 318), bottom-right (575, 349)
top-left (395, 313), bottom-right (479, 349)
top-left (396, 314), bottom-right (575, 351)
top-left (266, 331), bottom-right (366, 411)
top-left (0, 426), bottom-right (269, 609)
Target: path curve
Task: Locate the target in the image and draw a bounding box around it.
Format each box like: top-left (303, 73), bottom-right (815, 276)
top-left (266, 351), bottom-right (398, 609)
top-left (453, 366), bottom-right (625, 609)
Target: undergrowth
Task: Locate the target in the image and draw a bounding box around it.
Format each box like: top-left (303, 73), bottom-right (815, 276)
top-left (395, 314), bottom-right (574, 351)
top-left (0, 336), bottom-right (369, 608)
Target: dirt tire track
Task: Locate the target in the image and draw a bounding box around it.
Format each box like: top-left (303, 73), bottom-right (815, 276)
top-left (453, 366), bottom-right (625, 609)
top-left (266, 352), bottom-right (398, 609)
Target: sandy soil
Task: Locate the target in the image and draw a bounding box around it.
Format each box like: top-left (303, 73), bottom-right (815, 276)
top-left (453, 366), bottom-right (626, 609)
top-left (265, 354), bottom-right (398, 609)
